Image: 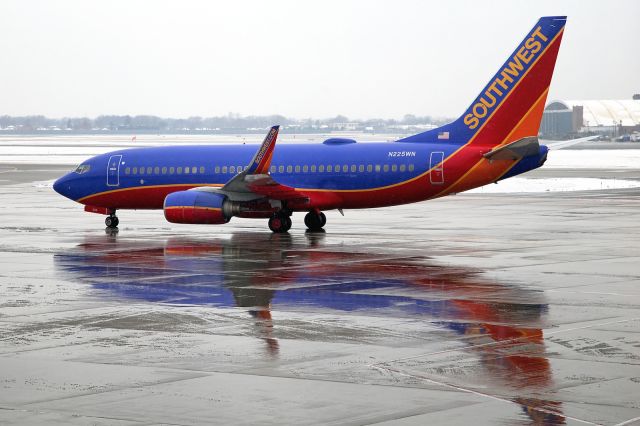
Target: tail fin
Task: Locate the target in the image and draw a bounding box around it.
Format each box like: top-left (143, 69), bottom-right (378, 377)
top-left (399, 16), bottom-right (566, 147)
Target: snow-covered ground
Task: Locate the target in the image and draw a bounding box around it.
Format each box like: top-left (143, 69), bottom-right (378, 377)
top-left (468, 177), bottom-right (640, 194)
top-left (545, 150), bottom-right (640, 169)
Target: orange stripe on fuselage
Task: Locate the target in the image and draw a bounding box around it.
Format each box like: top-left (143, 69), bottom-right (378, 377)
top-left (79, 183), bottom-right (223, 209)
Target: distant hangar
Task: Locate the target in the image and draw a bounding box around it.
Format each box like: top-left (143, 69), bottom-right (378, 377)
top-left (540, 97), bottom-right (640, 139)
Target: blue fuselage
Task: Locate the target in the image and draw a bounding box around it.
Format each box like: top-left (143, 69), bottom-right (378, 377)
top-left (54, 138), bottom-right (548, 211)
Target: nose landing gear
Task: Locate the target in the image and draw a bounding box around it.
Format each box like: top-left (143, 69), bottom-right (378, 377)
top-left (105, 212), bottom-right (119, 229)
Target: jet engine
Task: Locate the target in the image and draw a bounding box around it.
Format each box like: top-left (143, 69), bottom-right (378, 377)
top-left (164, 191), bottom-right (237, 224)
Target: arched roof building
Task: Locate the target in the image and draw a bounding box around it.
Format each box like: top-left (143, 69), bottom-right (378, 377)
top-left (541, 99), bottom-right (640, 139)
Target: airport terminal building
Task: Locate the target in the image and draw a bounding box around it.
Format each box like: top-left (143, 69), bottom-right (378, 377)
top-left (540, 97), bottom-right (640, 139)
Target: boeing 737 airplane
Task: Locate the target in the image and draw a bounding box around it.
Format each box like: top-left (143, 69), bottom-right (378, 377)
top-left (54, 16), bottom-right (567, 233)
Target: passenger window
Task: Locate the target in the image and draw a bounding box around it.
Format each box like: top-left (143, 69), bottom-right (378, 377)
top-left (133, 167), bottom-right (138, 174)
top-left (400, 164), bottom-right (406, 172)
top-left (184, 167), bottom-right (190, 174)
top-left (177, 167), bottom-right (183, 174)
top-left (192, 166), bottom-right (197, 174)
top-left (287, 165), bottom-right (292, 173)
top-left (279, 165), bottom-right (284, 173)
top-left (199, 166), bottom-right (205, 174)
top-left (215, 166), bottom-right (220, 173)
top-left (169, 167), bottom-right (175, 174)
top-left (222, 166), bottom-right (227, 173)
top-left (350, 165), bottom-right (356, 172)
top-left (270, 166), bottom-right (276, 173)
top-left (341, 165), bottom-right (347, 172)
top-left (162, 167), bottom-right (167, 174)
top-left (327, 165), bottom-right (332, 172)
top-left (237, 166), bottom-right (242, 172)
top-left (229, 166), bottom-right (235, 173)
top-left (154, 166), bottom-right (160, 174)
top-left (146, 167), bottom-right (152, 174)
top-left (335, 164), bottom-right (340, 172)
top-left (375, 165), bottom-right (381, 172)
top-left (125, 167), bottom-right (131, 175)
top-left (409, 164), bottom-right (415, 172)
top-left (303, 165), bottom-right (308, 172)
top-left (358, 165), bottom-right (364, 172)
top-left (367, 165), bottom-right (373, 172)
top-left (383, 165), bottom-right (389, 172)
top-left (391, 164), bottom-right (397, 172)
top-left (318, 165), bottom-right (324, 172)
top-left (295, 165), bottom-right (300, 172)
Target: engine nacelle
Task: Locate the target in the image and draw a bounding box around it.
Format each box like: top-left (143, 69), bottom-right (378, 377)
top-left (164, 191), bottom-right (232, 224)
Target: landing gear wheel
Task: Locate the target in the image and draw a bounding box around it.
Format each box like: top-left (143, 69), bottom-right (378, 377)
top-left (269, 213), bottom-right (292, 233)
top-left (105, 215), bottom-right (119, 229)
top-left (304, 211), bottom-right (326, 231)
top-left (318, 212), bottom-right (326, 227)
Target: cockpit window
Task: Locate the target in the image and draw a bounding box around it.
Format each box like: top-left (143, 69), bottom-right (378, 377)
top-left (74, 164), bottom-right (91, 174)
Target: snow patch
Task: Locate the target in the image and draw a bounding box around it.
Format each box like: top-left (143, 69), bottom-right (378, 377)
top-left (545, 150), bottom-right (640, 169)
top-left (469, 178), bottom-right (640, 194)
top-left (32, 180), bottom-right (55, 188)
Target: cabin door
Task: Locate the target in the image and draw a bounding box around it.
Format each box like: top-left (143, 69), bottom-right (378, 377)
top-left (429, 151), bottom-right (445, 184)
top-left (107, 155), bottom-right (122, 187)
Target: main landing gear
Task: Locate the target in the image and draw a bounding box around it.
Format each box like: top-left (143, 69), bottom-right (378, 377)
top-left (304, 211), bottom-right (326, 232)
top-left (268, 211), bottom-right (292, 233)
top-left (105, 212), bottom-right (119, 229)
top-left (268, 210), bottom-right (327, 233)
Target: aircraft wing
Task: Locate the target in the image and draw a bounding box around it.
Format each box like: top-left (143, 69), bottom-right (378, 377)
top-left (244, 174), bottom-right (309, 202)
top-left (542, 135), bottom-right (598, 150)
top-left (190, 125), bottom-right (309, 204)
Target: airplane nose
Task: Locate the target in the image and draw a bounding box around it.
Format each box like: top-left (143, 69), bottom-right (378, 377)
top-left (53, 176), bottom-right (64, 195)
top-left (53, 174), bottom-right (71, 198)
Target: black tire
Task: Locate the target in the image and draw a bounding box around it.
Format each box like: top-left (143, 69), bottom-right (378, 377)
top-left (269, 214), bottom-right (289, 233)
top-left (282, 216), bottom-right (292, 232)
top-left (319, 212), bottom-right (326, 227)
top-left (304, 211), bottom-right (325, 231)
top-left (303, 212), bottom-right (313, 228)
top-left (105, 216), bottom-right (119, 229)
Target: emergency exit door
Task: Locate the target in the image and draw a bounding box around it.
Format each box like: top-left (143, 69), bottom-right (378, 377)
top-left (107, 155), bottom-right (122, 187)
top-left (429, 151), bottom-right (444, 184)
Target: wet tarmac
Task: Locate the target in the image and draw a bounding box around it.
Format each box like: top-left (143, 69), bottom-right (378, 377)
top-left (1, 160), bottom-right (640, 425)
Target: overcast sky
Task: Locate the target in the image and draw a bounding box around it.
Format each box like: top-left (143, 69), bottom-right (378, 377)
top-left (1, 0), bottom-right (638, 119)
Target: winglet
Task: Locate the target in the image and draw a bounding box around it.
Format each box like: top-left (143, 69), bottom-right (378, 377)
top-left (247, 125), bottom-right (279, 175)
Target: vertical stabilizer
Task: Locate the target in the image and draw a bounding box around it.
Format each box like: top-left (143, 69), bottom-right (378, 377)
top-left (399, 16), bottom-right (566, 147)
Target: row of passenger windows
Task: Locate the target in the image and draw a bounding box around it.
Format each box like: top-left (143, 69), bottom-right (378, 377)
top-left (262, 164), bottom-right (416, 174)
top-left (124, 166), bottom-right (205, 176)
top-left (124, 163), bottom-right (416, 176)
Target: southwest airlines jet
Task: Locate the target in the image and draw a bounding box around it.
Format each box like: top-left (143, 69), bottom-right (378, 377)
top-left (54, 16), bottom-right (567, 233)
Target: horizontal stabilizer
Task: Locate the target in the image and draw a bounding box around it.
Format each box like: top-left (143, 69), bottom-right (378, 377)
top-left (544, 136), bottom-right (597, 150)
top-left (483, 136), bottom-right (540, 161)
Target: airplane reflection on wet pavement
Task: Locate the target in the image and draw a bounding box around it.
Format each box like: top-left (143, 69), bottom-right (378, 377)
top-left (54, 232), bottom-right (566, 424)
